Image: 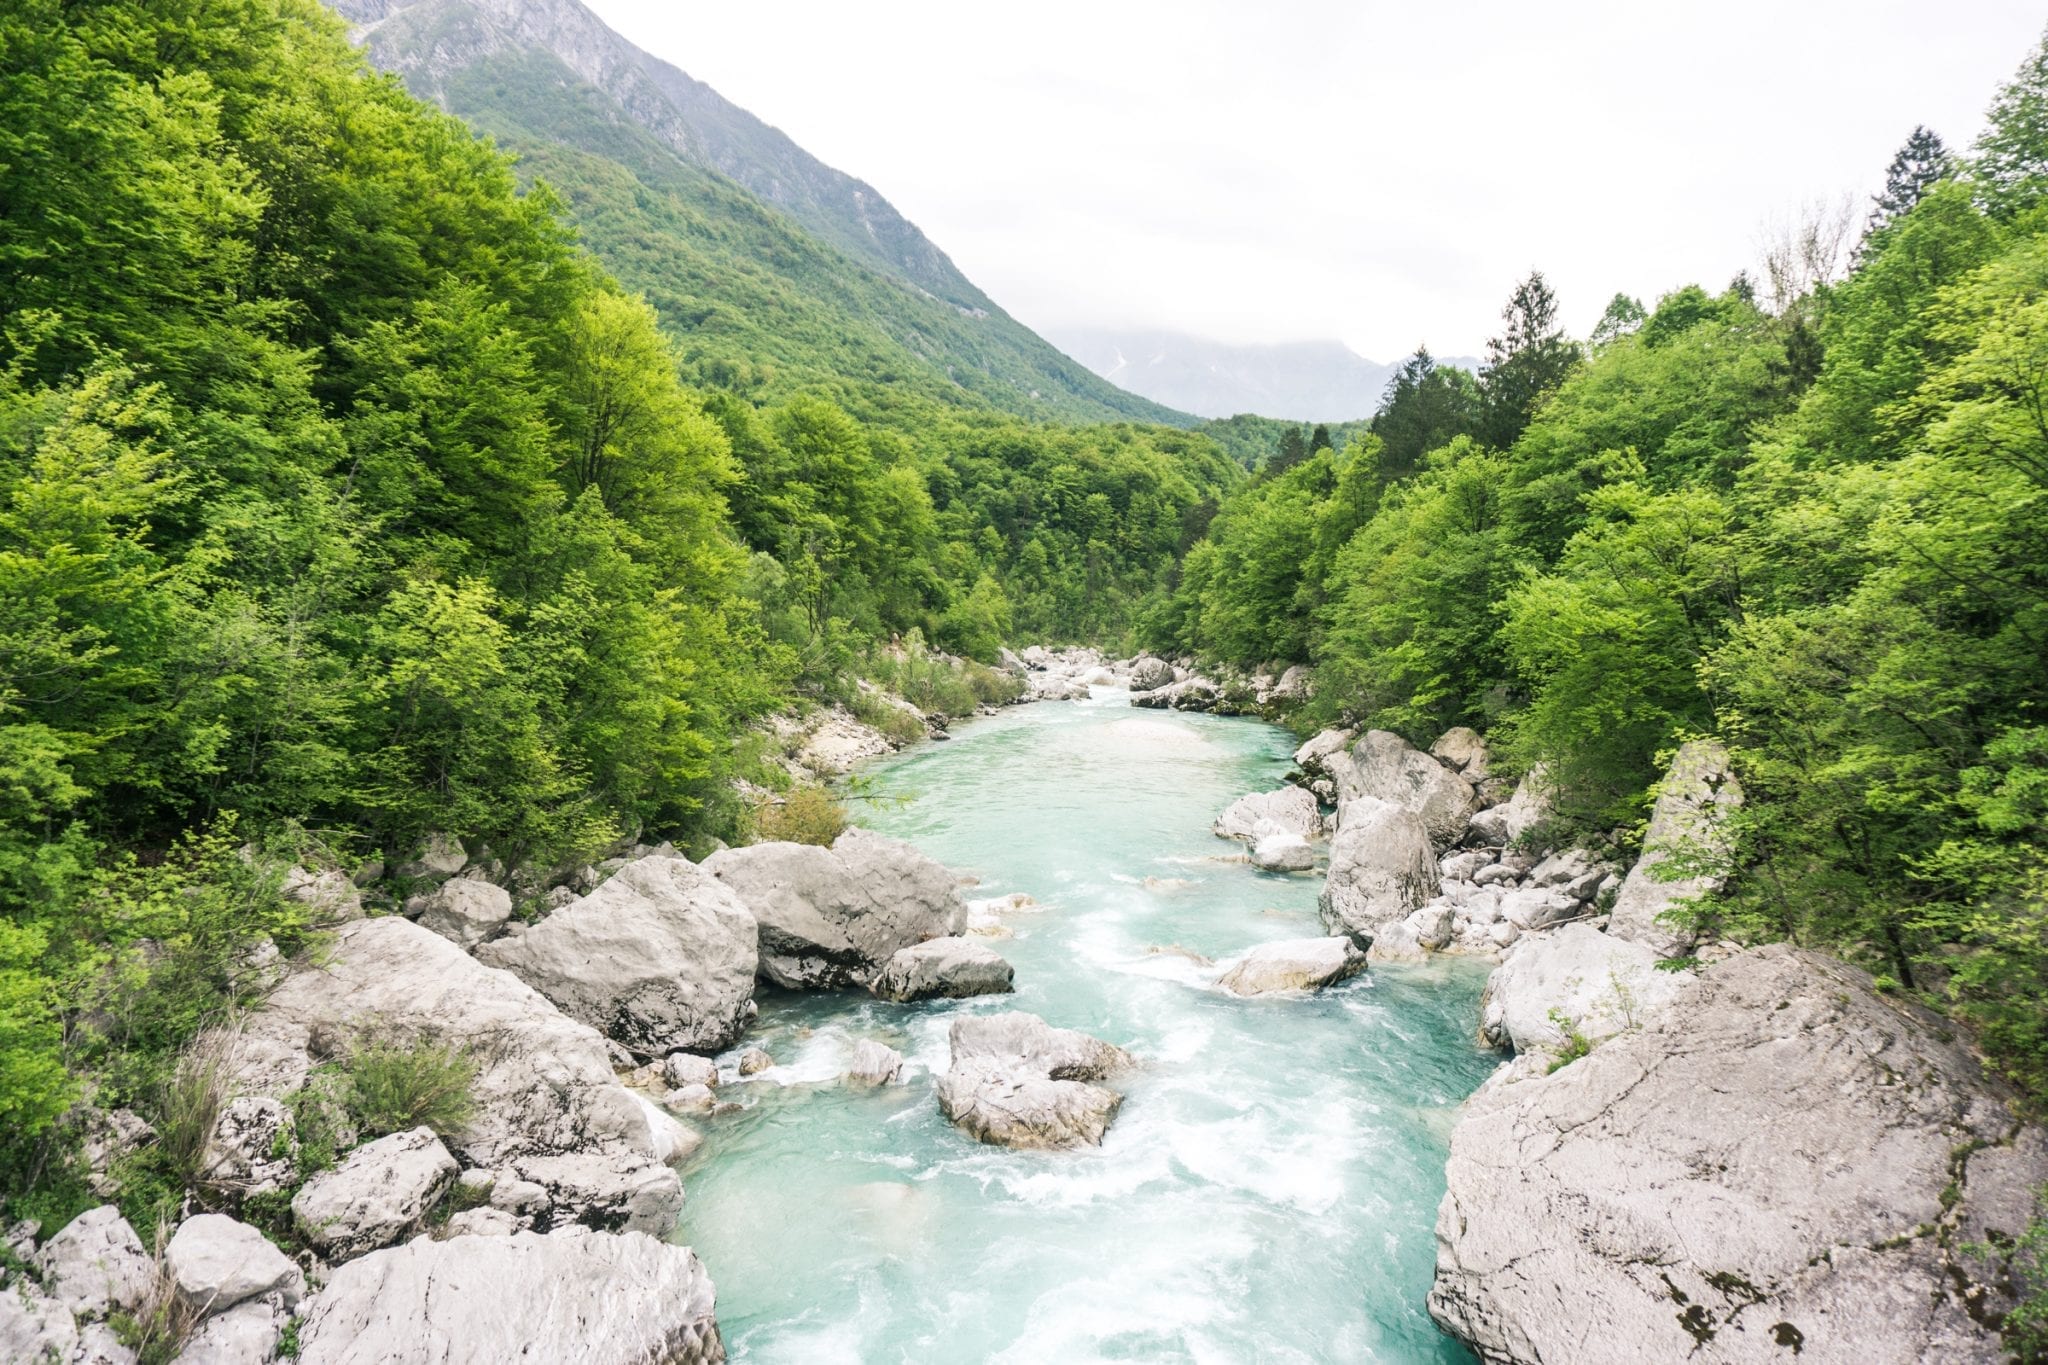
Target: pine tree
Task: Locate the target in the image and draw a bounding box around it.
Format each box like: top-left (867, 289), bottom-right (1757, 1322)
top-left (1589, 294), bottom-right (1647, 348)
top-left (1269, 425), bottom-right (1310, 478)
top-left (1867, 126), bottom-right (1954, 236)
top-left (1477, 272), bottom-right (1582, 449)
top-left (1370, 347), bottom-right (1479, 481)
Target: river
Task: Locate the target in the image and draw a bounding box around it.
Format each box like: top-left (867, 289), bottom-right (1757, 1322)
top-left (675, 690), bottom-right (1496, 1362)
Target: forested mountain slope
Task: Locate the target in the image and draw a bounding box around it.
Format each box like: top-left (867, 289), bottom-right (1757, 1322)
top-left (330, 0), bottom-right (1190, 427)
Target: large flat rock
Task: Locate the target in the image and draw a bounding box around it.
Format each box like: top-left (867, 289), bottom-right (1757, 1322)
top-left (296, 1228), bottom-right (722, 1365)
top-left (479, 855), bottom-right (758, 1056)
top-left (1430, 945), bottom-right (2047, 1364)
top-left (705, 828), bottom-right (966, 988)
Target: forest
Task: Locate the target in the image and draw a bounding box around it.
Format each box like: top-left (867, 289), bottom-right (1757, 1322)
top-left (1152, 87), bottom-right (2048, 1095)
top-left (0, 0), bottom-right (1233, 1200)
top-left (5, 0), bottom-right (2048, 1234)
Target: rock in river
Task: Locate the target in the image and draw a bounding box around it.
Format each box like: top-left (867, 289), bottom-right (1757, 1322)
top-left (869, 936), bottom-right (1015, 1002)
top-left (1318, 797), bottom-right (1438, 947)
top-left (1217, 937), bottom-right (1367, 996)
top-left (1430, 944), bottom-right (2048, 1364)
top-left (1213, 787), bottom-right (1320, 843)
top-left (705, 828), bottom-right (967, 989)
top-left (936, 1012), bottom-right (1133, 1150)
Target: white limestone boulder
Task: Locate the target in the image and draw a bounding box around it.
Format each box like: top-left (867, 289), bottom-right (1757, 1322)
top-left (291, 1127), bottom-right (458, 1262)
top-left (1318, 796), bottom-right (1439, 946)
top-left (218, 917), bottom-right (681, 1234)
top-left (935, 1013), bottom-right (1133, 1150)
top-left (294, 1229), bottom-right (722, 1365)
top-left (1217, 937), bottom-right (1367, 995)
top-left (1432, 946), bottom-right (2048, 1365)
top-left (704, 828), bottom-right (967, 989)
top-left (869, 936), bottom-right (1015, 1002)
top-left (478, 855), bottom-right (758, 1056)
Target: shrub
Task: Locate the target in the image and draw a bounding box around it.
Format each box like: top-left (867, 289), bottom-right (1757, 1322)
top-left (342, 1040), bottom-right (477, 1141)
top-left (1545, 1008), bottom-right (1593, 1072)
top-left (752, 787), bottom-right (847, 847)
top-left (152, 1031), bottom-right (239, 1195)
top-left (848, 691), bottom-right (924, 746)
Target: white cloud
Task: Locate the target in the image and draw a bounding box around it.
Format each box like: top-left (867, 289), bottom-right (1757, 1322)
top-left (585, 0), bottom-right (2045, 359)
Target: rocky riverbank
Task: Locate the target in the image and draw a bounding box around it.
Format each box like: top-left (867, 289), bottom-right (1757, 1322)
top-left (12, 673), bottom-right (2040, 1363)
top-left (1, 814), bottom-right (1040, 1362)
top-left (1225, 718), bottom-right (2048, 1362)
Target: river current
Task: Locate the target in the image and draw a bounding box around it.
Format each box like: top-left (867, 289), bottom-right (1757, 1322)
top-left (675, 690), bottom-right (1495, 1362)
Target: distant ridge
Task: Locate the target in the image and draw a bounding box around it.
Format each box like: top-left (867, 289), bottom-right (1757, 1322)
top-left (330, 0), bottom-right (1192, 426)
top-left (1048, 326), bottom-right (1480, 422)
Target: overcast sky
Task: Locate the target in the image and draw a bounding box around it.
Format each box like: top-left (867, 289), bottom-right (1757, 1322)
top-left (585, 0), bottom-right (2044, 361)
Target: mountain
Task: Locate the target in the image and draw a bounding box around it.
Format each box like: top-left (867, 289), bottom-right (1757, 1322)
top-left (1048, 327), bottom-right (1480, 423)
top-left (329, 0), bottom-right (1190, 427)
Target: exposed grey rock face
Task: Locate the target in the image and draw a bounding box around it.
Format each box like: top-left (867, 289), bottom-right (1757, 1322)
top-left (393, 832), bottom-right (466, 881)
top-left (477, 855), bottom-right (758, 1056)
top-left (1318, 797), bottom-right (1438, 947)
top-left (199, 1097), bottom-right (296, 1197)
top-left (1130, 676), bottom-right (1223, 712)
top-left (37, 1206), bottom-right (153, 1320)
top-left (1325, 731), bottom-right (1478, 849)
top-left (1129, 656), bottom-right (1175, 690)
top-left (1477, 923), bottom-right (1693, 1058)
top-left (1607, 739), bottom-right (1744, 959)
top-left (1292, 727), bottom-right (1357, 784)
top-left (295, 1228), bottom-right (723, 1365)
top-left (736, 1047), bottom-right (774, 1077)
top-left (869, 936), bottom-right (1015, 1002)
top-left (1431, 945), bottom-right (2047, 1365)
top-left (220, 917), bottom-right (681, 1234)
top-left (663, 1052), bottom-right (719, 1090)
top-left (705, 828), bottom-right (967, 989)
top-left (1428, 727), bottom-right (1492, 783)
top-left (1213, 787), bottom-right (1320, 843)
top-left (176, 1293), bottom-right (290, 1364)
top-left (936, 1013), bottom-right (1133, 1150)
top-left (1249, 830), bottom-right (1316, 872)
top-left (1466, 765), bottom-right (1552, 847)
top-left (291, 1127), bottom-right (458, 1262)
top-left (847, 1039), bottom-right (904, 1086)
top-left (1217, 937), bottom-right (1367, 995)
top-left (165, 1215), bottom-right (303, 1316)
top-left (280, 866), bottom-right (364, 922)
top-left (0, 1276), bottom-right (87, 1364)
top-left (413, 877), bottom-right (513, 948)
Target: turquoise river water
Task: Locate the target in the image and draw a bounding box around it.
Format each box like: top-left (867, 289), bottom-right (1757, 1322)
top-left (675, 691), bottom-right (1497, 1363)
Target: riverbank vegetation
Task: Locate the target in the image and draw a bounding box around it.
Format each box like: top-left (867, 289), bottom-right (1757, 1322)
top-left (0, 0), bottom-right (1232, 1203)
top-left (1152, 36), bottom-right (2048, 1097)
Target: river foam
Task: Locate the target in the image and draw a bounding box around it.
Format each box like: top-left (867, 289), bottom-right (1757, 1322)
top-left (676, 697), bottom-right (1495, 1362)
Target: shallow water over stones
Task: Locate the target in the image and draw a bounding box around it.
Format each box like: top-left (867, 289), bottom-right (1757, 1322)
top-left (676, 692), bottom-right (1496, 1362)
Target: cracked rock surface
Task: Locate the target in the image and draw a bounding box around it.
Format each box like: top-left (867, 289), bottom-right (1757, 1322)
top-left (705, 828), bottom-right (967, 989)
top-left (296, 1228), bottom-right (723, 1365)
top-left (1429, 944), bottom-right (2048, 1364)
top-left (935, 1012), bottom-right (1133, 1150)
top-left (219, 917), bottom-right (681, 1234)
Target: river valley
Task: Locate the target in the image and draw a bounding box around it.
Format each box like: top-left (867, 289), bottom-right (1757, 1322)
top-left (677, 692), bottom-right (1496, 1362)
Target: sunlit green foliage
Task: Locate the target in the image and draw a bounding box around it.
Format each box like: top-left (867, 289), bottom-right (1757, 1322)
top-left (1157, 26), bottom-right (2048, 1101)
